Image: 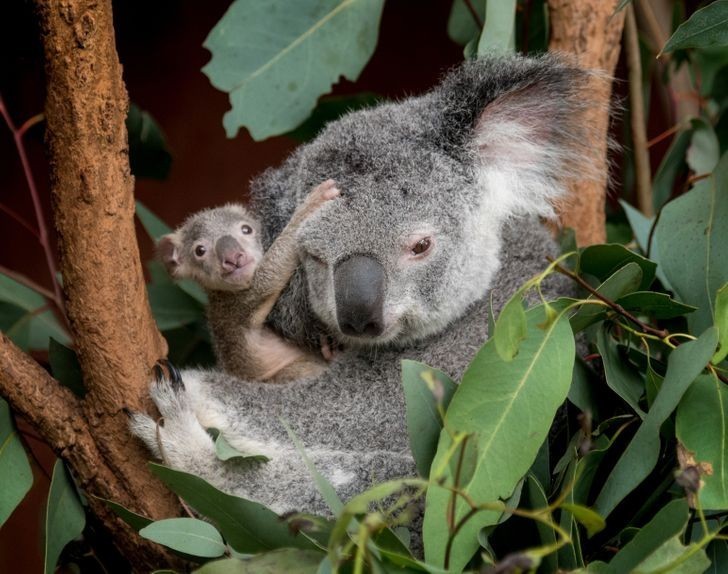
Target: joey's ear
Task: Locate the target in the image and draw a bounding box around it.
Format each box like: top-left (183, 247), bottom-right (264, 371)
top-left (436, 54), bottom-right (602, 218)
top-left (157, 234), bottom-right (181, 275)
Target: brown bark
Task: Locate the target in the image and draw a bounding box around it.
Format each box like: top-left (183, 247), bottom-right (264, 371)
top-left (548, 0), bottom-right (626, 245)
top-left (0, 0), bottom-right (183, 569)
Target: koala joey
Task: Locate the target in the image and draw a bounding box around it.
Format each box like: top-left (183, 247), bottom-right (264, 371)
top-left (131, 54), bottom-right (600, 520)
top-left (157, 180), bottom-right (340, 382)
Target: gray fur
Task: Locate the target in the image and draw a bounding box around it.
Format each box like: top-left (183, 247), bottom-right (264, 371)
top-left (131, 54), bottom-right (595, 520)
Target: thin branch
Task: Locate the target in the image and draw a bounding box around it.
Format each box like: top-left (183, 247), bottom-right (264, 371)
top-left (0, 202), bottom-right (40, 239)
top-left (0, 94), bottom-right (64, 314)
top-left (647, 123), bottom-right (682, 149)
top-left (625, 4), bottom-right (653, 216)
top-left (462, 0), bottom-right (483, 29)
top-left (0, 264), bottom-right (59, 307)
top-left (547, 257), bottom-right (669, 339)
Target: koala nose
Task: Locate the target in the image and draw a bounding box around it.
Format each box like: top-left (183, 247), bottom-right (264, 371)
top-left (334, 255), bottom-right (385, 337)
top-left (216, 236), bottom-right (246, 272)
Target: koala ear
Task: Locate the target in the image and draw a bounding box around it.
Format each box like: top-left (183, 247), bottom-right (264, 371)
top-left (157, 234), bottom-right (181, 275)
top-left (436, 54), bottom-right (602, 219)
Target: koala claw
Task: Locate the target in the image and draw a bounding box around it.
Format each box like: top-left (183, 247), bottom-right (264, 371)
top-left (154, 358), bottom-right (184, 389)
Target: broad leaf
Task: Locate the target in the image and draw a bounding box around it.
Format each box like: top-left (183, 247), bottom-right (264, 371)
top-left (0, 398), bottom-right (33, 527)
top-left (652, 129), bottom-right (691, 212)
top-left (524, 474), bottom-right (557, 573)
top-left (207, 428), bottom-right (270, 464)
top-left (203, 0), bottom-right (385, 140)
top-left (687, 118), bottom-right (720, 175)
top-left (560, 503), bottom-right (605, 538)
top-left (615, 292), bottom-right (697, 319)
top-left (676, 373), bottom-right (728, 509)
top-left (447, 0), bottom-right (485, 46)
top-left (662, 0), bottom-right (728, 53)
top-left (148, 284), bottom-right (205, 331)
top-left (477, 0), bottom-right (516, 54)
top-left (136, 200), bottom-right (172, 240)
top-left (401, 360), bottom-right (457, 478)
top-left (605, 498), bottom-right (689, 574)
top-left (655, 154), bottom-right (728, 333)
top-left (579, 244), bottom-right (656, 291)
top-left (149, 463), bottom-right (316, 553)
top-left (594, 328), bottom-right (718, 518)
top-left (595, 326), bottom-right (646, 418)
top-left (706, 539), bottom-right (728, 574)
top-left (141, 518), bottom-right (226, 558)
top-left (44, 460), bottom-right (86, 574)
top-left (423, 305), bottom-right (575, 570)
top-left (103, 498), bottom-right (153, 531)
top-left (634, 536), bottom-right (710, 574)
top-left (493, 288), bottom-right (527, 360)
top-left (193, 550), bottom-right (323, 574)
top-left (714, 283), bottom-right (728, 363)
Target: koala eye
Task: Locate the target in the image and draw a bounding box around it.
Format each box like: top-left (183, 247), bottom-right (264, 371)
top-left (241, 224), bottom-right (253, 235)
top-left (194, 245), bottom-right (207, 257)
top-left (411, 237), bottom-right (432, 256)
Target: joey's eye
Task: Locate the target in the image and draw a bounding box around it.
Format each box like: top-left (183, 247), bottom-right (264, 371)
top-left (241, 224), bottom-right (253, 235)
top-left (412, 238), bottom-right (432, 256)
top-left (194, 245), bottom-right (207, 257)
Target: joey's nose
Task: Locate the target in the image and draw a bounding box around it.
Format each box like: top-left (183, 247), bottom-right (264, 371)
top-left (334, 255), bottom-right (385, 337)
top-left (216, 236), bottom-right (246, 272)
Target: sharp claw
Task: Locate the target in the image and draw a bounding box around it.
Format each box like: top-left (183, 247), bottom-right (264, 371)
top-left (121, 406), bottom-right (133, 417)
top-left (166, 361), bottom-right (184, 389)
top-left (152, 362), bottom-right (165, 382)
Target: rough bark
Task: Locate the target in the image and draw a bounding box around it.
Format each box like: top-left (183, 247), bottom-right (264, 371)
top-left (548, 0), bottom-right (626, 245)
top-left (0, 0), bottom-right (183, 569)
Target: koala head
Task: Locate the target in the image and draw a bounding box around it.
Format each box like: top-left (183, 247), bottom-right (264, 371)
top-left (157, 204), bottom-right (264, 291)
top-left (253, 55), bottom-right (599, 348)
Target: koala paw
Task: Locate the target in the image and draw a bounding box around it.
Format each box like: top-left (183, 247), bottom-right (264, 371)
top-left (128, 375), bottom-right (215, 465)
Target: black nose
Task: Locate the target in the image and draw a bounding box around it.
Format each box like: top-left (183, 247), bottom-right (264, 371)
top-left (334, 254), bottom-right (385, 337)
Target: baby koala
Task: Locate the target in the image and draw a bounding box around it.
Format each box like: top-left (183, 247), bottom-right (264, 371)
top-left (157, 180), bottom-right (340, 382)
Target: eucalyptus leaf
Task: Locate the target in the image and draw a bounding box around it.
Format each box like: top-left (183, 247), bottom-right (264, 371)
top-left (140, 518), bottom-right (226, 558)
top-left (48, 338), bottom-right (85, 397)
top-left (595, 326), bottom-right (646, 418)
top-left (676, 373), bottom-right (728, 510)
top-left (203, 0), bottom-right (385, 140)
top-left (579, 244), bottom-right (656, 291)
top-left (0, 398), bottom-right (33, 527)
top-left (634, 536), bottom-right (709, 574)
top-left (594, 328), bottom-right (718, 518)
top-left (193, 550), bottom-right (323, 574)
top-left (616, 292), bottom-right (697, 319)
top-left (477, 0), bottom-right (516, 55)
top-left (423, 305), bottom-right (575, 570)
top-left (102, 497), bottom-right (153, 531)
top-left (524, 474), bottom-right (557, 573)
top-left (713, 282), bottom-right (728, 363)
top-left (655, 154), bottom-right (728, 333)
top-left (136, 200), bottom-right (173, 240)
top-left (207, 428), bottom-right (270, 464)
top-left (560, 503), bottom-right (605, 538)
top-left (493, 287), bottom-right (527, 360)
top-left (652, 129), bottom-right (691, 212)
top-left (148, 284), bottom-right (205, 331)
top-left (661, 0), bottom-right (728, 53)
top-left (44, 460), bottom-right (86, 574)
top-left (605, 498), bottom-right (688, 574)
top-left (401, 360), bottom-right (457, 478)
top-left (127, 104), bottom-right (172, 180)
top-left (447, 0), bottom-right (485, 47)
top-left (687, 118), bottom-right (720, 175)
top-left (149, 463), bottom-right (317, 553)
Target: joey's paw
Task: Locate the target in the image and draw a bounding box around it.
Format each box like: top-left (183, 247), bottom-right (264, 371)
top-left (153, 359), bottom-right (184, 389)
top-left (149, 376), bottom-right (193, 420)
top-left (302, 179), bottom-right (340, 210)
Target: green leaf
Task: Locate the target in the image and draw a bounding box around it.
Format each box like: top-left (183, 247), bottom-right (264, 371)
top-left (206, 428), bottom-right (270, 464)
top-left (687, 118), bottom-right (720, 175)
top-left (136, 200), bottom-right (173, 240)
top-left (141, 518), bottom-right (226, 558)
top-left (616, 292), bottom-right (697, 319)
top-left (676, 373), bottom-right (728, 509)
top-left (477, 0), bottom-right (516, 54)
top-left (148, 284), bottom-right (205, 331)
top-left (524, 474), bottom-right (557, 573)
top-left (447, 0), bottom-right (485, 46)
top-left (102, 498), bottom-right (153, 531)
top-left (44, 460), bottom-right (86, 574)
top-left (203, 0), bottom-right (385, 140)
top-left (570, 262), bottom-right (644, 333)
top-left (0, 272), bottom-right (70, 350)
top-left (713, 283), bottom-right (728, 363)
top-left (149, 463), bottom-right (317, 554)
top-left (193, 550), bottom-right (323, 574)
top-left (48, 338), bottom-right (85, 397)
top-left (127, 104), bottom-right (172, 180)
top-left (285, 93), bottom-right (380, 142)
top-left (493, 288), bottom-right (527, 360)
top-left (594, 328), bottom-right (718, 518)
top-left (568, 358), bottom-right (602, 421)
top-left (634, 536), bottom-right (710, 574)
top-left (401, 360), bottom-right (457, 478)
top-left (560, 503), bottom-right (605, 538)
top-left (423, 305), bottom-right (575, 570)
top-left (579, 244), bottom-right (656, 291)
top-left (0, 398), bottom-right (33, 527)
top-left (705, 539), bottom-right (728, 574)
top-left (605, 498), bottom-right (689, 574)
top-left (655, 153), bottom-right (728, 333)
top-left (661, 0), bottom-right (728, 53)
top-left (596, 326), bottom-right (646, 417)
top-left (652, 129), bottom-right (691, 212)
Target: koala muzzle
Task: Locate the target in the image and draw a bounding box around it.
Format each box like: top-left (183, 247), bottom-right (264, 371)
top-left (334, 254), bottom-right (385, 337)
top-left (216, 235), bottom-right (247, 272)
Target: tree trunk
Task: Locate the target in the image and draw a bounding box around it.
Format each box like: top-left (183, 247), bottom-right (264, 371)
top-left (0, 0), bottom-right (182, 569)
top-left (548, 0), bottom-right (626, 245)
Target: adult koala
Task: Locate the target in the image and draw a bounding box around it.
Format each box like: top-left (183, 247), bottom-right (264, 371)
top-left (131, 54), bottom-right (597, 517)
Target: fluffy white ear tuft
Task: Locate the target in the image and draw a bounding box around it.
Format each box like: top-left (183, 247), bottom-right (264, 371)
top-left (473, 78), bottom-right (598, 220)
